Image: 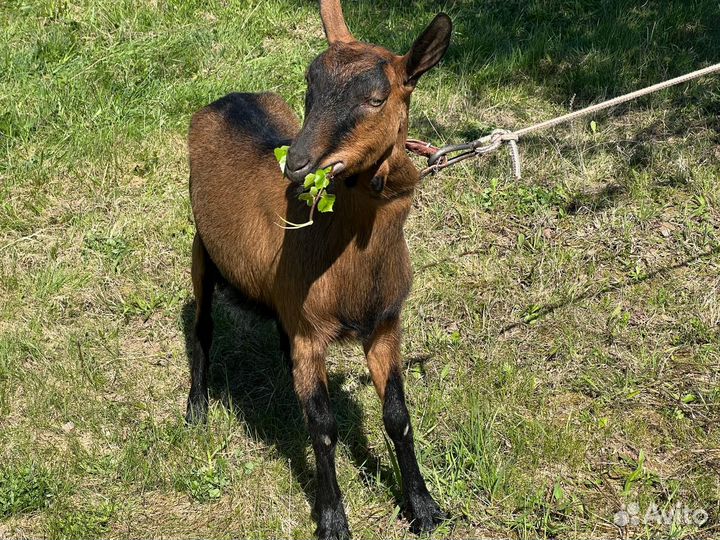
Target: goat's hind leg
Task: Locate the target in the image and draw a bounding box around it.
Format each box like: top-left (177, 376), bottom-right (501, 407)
top-left (186, 233), bottom-right (217, 424)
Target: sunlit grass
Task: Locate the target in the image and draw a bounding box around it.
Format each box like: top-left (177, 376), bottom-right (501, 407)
top-left (1, 0), bottom-right (718, 538)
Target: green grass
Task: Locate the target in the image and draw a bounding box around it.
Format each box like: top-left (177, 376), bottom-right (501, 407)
top-left (0, 463), bottom-right (63, 519)
top-left (1, 0), bottom-right (719, 538)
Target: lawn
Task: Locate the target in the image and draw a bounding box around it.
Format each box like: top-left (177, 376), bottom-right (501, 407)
top-left (1, 0), bottom-right (719, 538)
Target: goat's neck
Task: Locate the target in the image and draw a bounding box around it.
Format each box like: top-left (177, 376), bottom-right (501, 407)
top-left (339, 141), bottom-right (419, 204)
top-left (330, 141), bottom-right (418, 249)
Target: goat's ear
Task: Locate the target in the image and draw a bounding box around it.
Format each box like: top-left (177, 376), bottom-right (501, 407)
top-left (320, 0), bottom-right (354, 44)
top-left (402, 13), bottom-right (452, 87)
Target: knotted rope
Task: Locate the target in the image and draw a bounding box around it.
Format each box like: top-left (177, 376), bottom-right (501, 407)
top-left (407, 62), bottom-right (720, 179)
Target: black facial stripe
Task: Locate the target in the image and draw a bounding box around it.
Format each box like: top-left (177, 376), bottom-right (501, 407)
top-left (301, 56), bottom-right (392, 159)
top-left (327, 110), bottom-right (358, 155)
top-left (306, 55), bottom-right (389, 94)
top-left (347, 62), bottom-right (391, 100)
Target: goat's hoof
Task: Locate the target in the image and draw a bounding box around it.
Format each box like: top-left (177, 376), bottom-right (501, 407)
top-left (407, 491), bottom-right (446, 534)
top-left (185, 398), bottom-right (208, 425)
top-left (315, 502), bottom-right (350, 540)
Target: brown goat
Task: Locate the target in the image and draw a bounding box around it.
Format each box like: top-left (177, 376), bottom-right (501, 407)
top-left (186, 2), bottom-right (452, 538)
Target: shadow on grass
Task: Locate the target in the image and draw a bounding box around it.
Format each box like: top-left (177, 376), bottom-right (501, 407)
top-left (294, 0), bottom-right (720, 143)
top-left (354, 0), bottom-right (718, 99)
top-left (499, 245), bottom-right (720, 335)
top-left (180, 290), bottom-right (399, 507)
top-left (563, 183), bottom-right (626, 215)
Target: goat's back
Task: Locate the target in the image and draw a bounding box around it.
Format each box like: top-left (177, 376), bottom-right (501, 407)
top-left (188, 92), bottom-right (300, 305)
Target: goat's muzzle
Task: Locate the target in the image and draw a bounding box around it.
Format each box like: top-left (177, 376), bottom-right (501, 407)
top-left (285, 148), bottom-right (345, 184)
top-left (284, 147), bottom-right (314, 183)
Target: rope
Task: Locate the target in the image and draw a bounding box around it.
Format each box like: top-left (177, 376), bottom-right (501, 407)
top-left (411, 62), bottom-right (720, 179)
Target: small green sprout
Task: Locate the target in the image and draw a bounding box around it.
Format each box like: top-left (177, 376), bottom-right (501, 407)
top-left (274, 146), bottom-right (336, 229)
top-left (273, 146), bottom-right (288, 173)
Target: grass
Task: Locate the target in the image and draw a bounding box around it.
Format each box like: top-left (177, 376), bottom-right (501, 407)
top-left (1, 0), bottom-right (719, 538)
top-left (0, 463), bottom-right (63, 519)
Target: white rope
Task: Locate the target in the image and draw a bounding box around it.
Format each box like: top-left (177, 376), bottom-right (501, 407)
top-left (483, 62), bottom-right (720, 178)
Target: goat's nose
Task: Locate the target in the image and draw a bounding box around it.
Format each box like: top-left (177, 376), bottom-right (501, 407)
top-left (286, 152), bottom-right (310, 173)
top-left (285, 152), bottom-right (314, 183)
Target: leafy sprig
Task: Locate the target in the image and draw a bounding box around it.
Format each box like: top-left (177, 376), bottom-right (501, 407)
top-left (274, 146), bottom-right (336, 229)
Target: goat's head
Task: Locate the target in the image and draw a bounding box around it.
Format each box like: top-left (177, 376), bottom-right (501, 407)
top-left (284, 0), bottom-right (452, 184)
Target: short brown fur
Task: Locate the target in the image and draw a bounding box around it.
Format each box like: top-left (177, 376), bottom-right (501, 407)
top-left (186, 2), bottom-right (452, 538)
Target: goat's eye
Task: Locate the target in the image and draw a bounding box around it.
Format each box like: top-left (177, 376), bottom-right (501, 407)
top-left (368, 97), bottom-right (386, 108)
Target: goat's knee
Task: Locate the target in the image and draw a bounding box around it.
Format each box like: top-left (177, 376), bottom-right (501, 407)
top-left (382, 372), bottom-right (412, 443)
top-left (304, 385), bottom-right (339, 450)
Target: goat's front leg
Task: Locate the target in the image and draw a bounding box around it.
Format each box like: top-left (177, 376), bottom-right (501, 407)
top-left (364, 318), bottom-right (445, 533)
top-left (291, 336), bottom-right (349, 540)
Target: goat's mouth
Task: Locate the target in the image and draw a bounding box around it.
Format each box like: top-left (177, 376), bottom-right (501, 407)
top-left (327, 161), bottom-right (346, 177)
top-left (285, 160), bottom-right (346, 184)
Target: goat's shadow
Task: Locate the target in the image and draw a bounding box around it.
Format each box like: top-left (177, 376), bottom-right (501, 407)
top-left (180, 290), bottom-right (400, 507)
